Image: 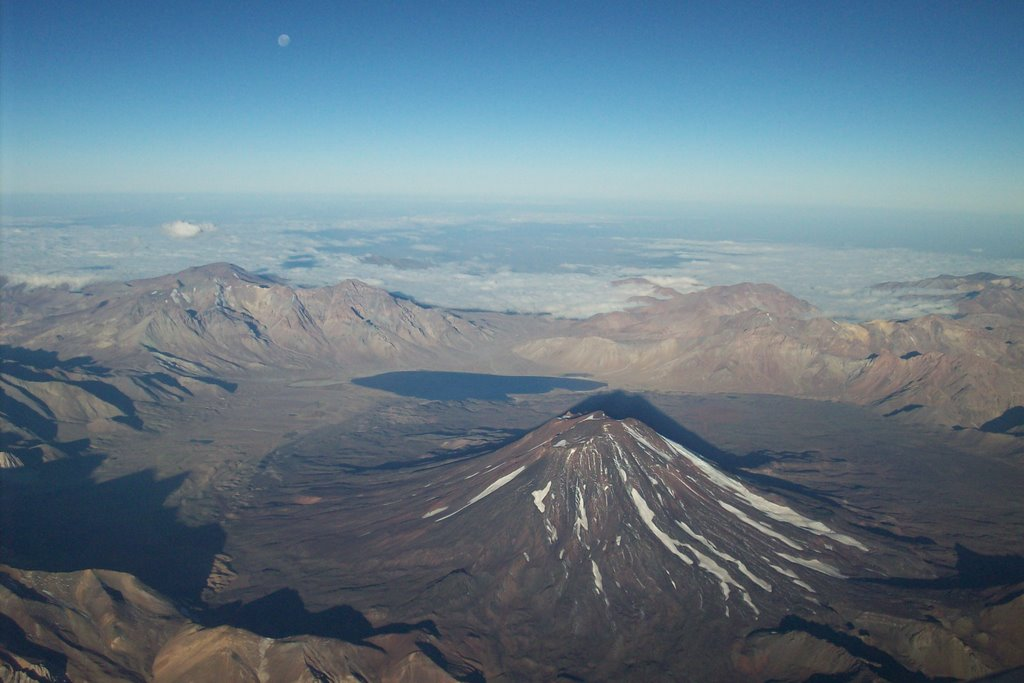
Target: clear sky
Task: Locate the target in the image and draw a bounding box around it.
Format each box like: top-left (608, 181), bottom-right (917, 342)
top-left (2, 1), bottom-right (1023, 213)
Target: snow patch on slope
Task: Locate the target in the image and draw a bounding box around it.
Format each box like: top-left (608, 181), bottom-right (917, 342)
top-left (574, 485), bottom-right (589, 540)
top-left (592, 560), bottom-right (605, 595)
top-left (630, 488), bottom-right (693, 567)
top-left (624, 423), bottom-right (673, 463)
top-left (437, 465), bottom-right (526, 521)
top-left (675, 518), bottom-right (772, 592)
top-left (532, 480), bottom-right (552, 514)
top-left (777, 552), bottom-right (846, 578)
top-left (468, 465), bottom-right (526, 506)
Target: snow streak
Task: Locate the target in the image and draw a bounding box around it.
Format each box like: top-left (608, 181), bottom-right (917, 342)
top-left (663, 440), bottom-right (867, 551)
top-left (436, 465), bottom-right (526, 521)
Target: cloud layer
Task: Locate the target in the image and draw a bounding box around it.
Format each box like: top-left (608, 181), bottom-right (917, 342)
top-left (4, 207), bottom-right (1023, 321)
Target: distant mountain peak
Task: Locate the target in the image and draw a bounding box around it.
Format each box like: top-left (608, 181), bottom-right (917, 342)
top-left (129, 262), bottom-right (276, 288)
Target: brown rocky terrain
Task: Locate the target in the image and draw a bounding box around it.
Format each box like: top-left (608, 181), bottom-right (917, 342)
top-left (2, 265), bottom-right (1024, 681)
top-left (0, 263), bottom-right (554, 378)
top-left (0, 565), bottom-right (457, 683)
top-left (4, 266), bottom-right (1022, 432)
top-left (1, 346), bottom-right (162, 465)
top-left (515, 274), bottom-right (1024, 428)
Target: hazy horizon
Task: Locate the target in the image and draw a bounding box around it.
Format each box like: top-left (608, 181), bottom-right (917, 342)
top-left (3, 192), bottom-right (1023, 322)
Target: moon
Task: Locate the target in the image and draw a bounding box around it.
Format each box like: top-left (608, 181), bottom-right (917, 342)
top-left (277, 34), bottom-right (291, 47)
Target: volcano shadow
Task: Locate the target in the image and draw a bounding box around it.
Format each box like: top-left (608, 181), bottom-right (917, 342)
top-left (353, 370), bottom-right (605, 401)
top-left (0, 454), bottom-right (224, 604)
top-left (568, 391), bottom-right (737, 464)
top-left (205, 588), bottom-right (438, 646)
top-left (566, 391), bottom-right (842, 505)
top-left (861, 544), bottom-right (1024, 590)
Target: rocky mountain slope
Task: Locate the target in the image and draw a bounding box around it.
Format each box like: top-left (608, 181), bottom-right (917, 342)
top-left (0, 263), bottom-right (543, 378)
top-left (515, 275), bottom-right (1024, 428)
top-left (4, 265), bottom-right (1022, 431)
top-left (0, 565), bottom-right (456, 683)
top-left (0, 344), bottom-right (198, 465)
top-left (1, 263), bottom-right (554, 464)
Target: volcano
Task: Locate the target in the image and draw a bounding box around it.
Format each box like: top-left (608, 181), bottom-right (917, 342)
top-left (236, 405), bottom-right (909, 681)
top-left (418, 409), bottom-right (871, 610)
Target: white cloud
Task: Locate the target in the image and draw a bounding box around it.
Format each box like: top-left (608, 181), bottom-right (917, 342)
top-left (326, 261), bottom-right (708, 318)
top-left (641, 275), bottom-right (704, 293)
top-left (617, 237), bottom-right (1024, 321)
top-left (2, 272), bottom-right (98, 289)
top-left (162, 220), bottom-right (215, 239)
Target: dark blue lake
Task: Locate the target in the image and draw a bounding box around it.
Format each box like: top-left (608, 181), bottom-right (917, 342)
top-left (352, 371), bottom-right (605, 401)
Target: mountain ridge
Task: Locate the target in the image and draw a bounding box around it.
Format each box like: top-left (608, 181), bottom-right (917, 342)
top-left (0, 263), bottom-right (524, 376)
top-left (515, 274), bottom-right (1024, 428)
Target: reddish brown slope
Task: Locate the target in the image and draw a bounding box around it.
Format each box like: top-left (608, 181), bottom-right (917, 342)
top-left (516, 277), bottom-right (1024, 427)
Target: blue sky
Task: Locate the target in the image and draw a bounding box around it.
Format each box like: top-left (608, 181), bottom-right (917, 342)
top-left (2, 1), bottom-right (1023, 213)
